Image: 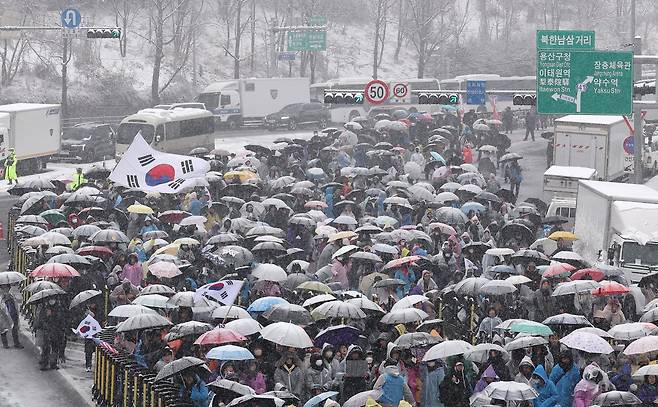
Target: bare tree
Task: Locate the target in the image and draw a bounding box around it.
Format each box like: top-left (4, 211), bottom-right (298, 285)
top-left (111, 0), bottom-right (137, 57)
top-left (371, 0), bottom-right (389, 79)
top-left (477, 0), bottom-right (489, 42)
top-left (393, 0), bottom-right (407, 63)
top-left (1, 34), bottom-right (27, 87)
top-left (407, 0), bottom-right (469, 78)
top-left (216, 0), bottom-right (251, 79)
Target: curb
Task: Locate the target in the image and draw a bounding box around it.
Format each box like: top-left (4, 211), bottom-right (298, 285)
top-left (18, 317), bottom-right (96, 407)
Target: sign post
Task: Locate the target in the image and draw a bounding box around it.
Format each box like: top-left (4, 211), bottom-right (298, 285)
top-left (466, 80), bottom-right (486, 105)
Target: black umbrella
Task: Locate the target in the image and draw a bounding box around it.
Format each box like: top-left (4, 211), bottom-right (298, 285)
top-left (542, 215), bottom-right (569, 225)
top-left (511, 249), bottom-right (550, 265)
top-left (154, 357), bottom-right (210, 382)
top-left (462, 242), bottom-right (492, 259)
top-left (500, 222), bottom-right (535, 244)
top-left (164, 321), bottom-right (213, 341)
top-left (25, 288), bottom-right (67, 305)
top-left (524, 198), bottom-right (548, 215)
top-left (85, 166), bottom-right (111, 180)
top-left (262, 303), bottom-right (313, 325)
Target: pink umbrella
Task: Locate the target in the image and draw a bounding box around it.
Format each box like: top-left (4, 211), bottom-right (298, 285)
top-left (591, 280), bottom-right (630, 297)
top-left (542, 262), bottom-right (576, 279)
top-left (624, 336), bottom-right (658, 355)
top-left (148, 262), bottom-right (182, 279)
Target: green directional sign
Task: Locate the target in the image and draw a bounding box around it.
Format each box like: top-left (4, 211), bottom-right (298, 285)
top-left (287, 30), bottom-right (326, 51)
top-left (308, 16), bottom-right (326, 26)
top-left (536, 50), bottom-right (633, 115)
top-left (536, 30), bottom-right (595, 50)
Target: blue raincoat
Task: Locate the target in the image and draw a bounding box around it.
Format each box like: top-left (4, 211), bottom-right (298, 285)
top-left (549, 362), bottom-right (580, 407)
top-left (420, 363), bottom-right (445, 407)
top-left (532, 365), bottom-right (559, 407)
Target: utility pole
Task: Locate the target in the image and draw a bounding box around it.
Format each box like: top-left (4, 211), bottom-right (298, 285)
top-left (630, 0), bottom-right (636, 43)
top-left (633, 35), bottom-right (643, 184)
top-left (61, 36), bottom-right (69, 118)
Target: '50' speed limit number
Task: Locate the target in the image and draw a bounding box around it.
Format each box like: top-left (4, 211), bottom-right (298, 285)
top-left (365, 79), bottom-right (390, 105)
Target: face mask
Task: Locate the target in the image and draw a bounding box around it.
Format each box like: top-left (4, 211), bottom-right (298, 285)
top-left (366, 357), bottom-right (373, 364)
top-left (324, 351), bottom-right (333, 359)
top-left (48, 299), bottom-right (56, 306)
top-left (530, 378), bottom-right (540, 386)
top-left (315, 360), bottom-right (323, 367)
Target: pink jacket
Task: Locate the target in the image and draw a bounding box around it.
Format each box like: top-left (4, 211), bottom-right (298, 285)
top-left (331, 259), bottom-right (349, 289)
top-left (573, 363), bottom-right (603, 407)
top-left (122, 263), bottom-right (143, 287)
top-left (241, 372), bottom-right (266, 394)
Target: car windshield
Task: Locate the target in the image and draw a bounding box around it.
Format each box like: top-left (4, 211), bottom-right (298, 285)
top-left (622, 242), bottom-right (658, 266)
top-left (117, 123), bottom-right (155, 144)
top-left (62, 127), bottom-right (91, 140)
top-left (196, 93), bottom-right (218, 109)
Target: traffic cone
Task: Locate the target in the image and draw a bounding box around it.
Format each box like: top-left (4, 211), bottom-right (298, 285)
top-left (0, 222), bottom-right (5, 240)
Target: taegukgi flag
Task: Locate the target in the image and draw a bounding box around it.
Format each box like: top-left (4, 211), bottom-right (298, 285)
top-left (74, 315), bottom-right (102, 338)
top-left (195, 280), bottom-right (244, 306)
top-left (109, 134), bottom-right (210, 193)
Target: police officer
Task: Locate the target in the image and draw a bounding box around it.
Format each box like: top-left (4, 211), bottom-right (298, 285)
top-left (4, 148), bottom-right (17, 184)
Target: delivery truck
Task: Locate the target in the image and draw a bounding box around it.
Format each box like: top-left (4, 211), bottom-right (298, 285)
top-left (573, 180), bottom-right (658, 283)
top-left (196, 78), bottom-right (310, 129)
top-left (553, 115), bottom-right (629, 182)
top-left (0, 103), bottom-right (61, 172)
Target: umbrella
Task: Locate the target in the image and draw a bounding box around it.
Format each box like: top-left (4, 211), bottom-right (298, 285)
top-left (345, 297), bottom-right (385, 313)
top-left (453, 277), bottom-right (489, 296)
top-left (166, 292), bottom-right (215, 309)
top-left (479, 279), bottom-right (517, 296)
top-left (14, 224), bottom-right (47, 237)
top-left (640, 308), bottom-right (658, 323)
top-left (165, 321), bottom-right (213, 341)
top-left (505, 336), bottom-right (548, 351)
top-left (332, 244), bottom-right (359, 260)
top-left (69, 289), bottom-right (102, 309)
top-left (542, 313), bottom-right (592, 327)
top-left (76, 245), bottom-right (113, 258)
top-left (39, 231), bottom-right (71, 246)
top-left (25, 288), bottom-right (67, 305)
top-left (372, 278), bottom-right (406, 289)
top-left (434, 207), bottom-right (468, 225)
top-left (483, 381), bottom-right (538, 401)
top-left (90, 229), bottom-right (129, 244)
top-left (314, 325), bottom-right (362, 348)
top-left (394, 332), bottom-right (442, 350)
top-left (224, 318), bottom-right (263, 336)
top-left (593, 391), bottom-right (641, 406)
top-left (343, 391), bottom-right (382, 407)
top-left (263, 303), bottom-right (313, 325)
top-left (227, 394), bottom-right (285, 407)
top-left (312, 301), bottom-right (366, 320)
top-left (47, 253), bottom-right (91, 267)
top-left (390, 295), bottom-right (429, 311)
top-left (623, 336), bottom-right (658, 355)
top-left (509, 321), bottom-right (553, 336)
top-left (24, 281), bottom-right (61, 293)
top-left (139, 284), bottom-right (175, 296)
top-left (303, 391), bottom-right (339, 407)
top-left (38, 210), bottom-right (65, 225)
top-left (609, 322), bottom-right (657, 341)
top-left (251, 263), bottom-right (287, 283)
top-left (332, 215), bottom-right (358, 226)
top-left (559, 331), bottom-right (613, 354)
top-left (210, 305), bottom-right (251, 320)
top-left (571, 268), bottom-right (605, 282)
top-left (216, 245), bottom-right (254, 268)
top-left (428, 222), bottom-right (457, 236)
top-left (633, 364), bottom-right (658, 378)
top-left (552, 280), bottom-right (600, 296)
top-left (154, 356), bottom-right (210, 382)
top-left (127, 204), bottom-right (154, 215)
top-left (548, 231), bottom-right (579, 241)
top-left (500, 152), bottom-right (523, 162)
top-left (463, 343), bottom-right (508, 364)
top-left (592, 280), bottom-right (630, 296)
top-left (423, 340), bottom-right (473, 361)
top-left (505, 275), bottom-right (533, 285)
top-left (572, 327), bottom-right (614, 339)
top-left (350, 251), bottom-right (383, 263)
top-left (107, 304), bottom-right (156, 318)
top-left (30, 263), bottom-right (79, 278)
top-left (542, 262), bottom-right (576, 279)
top-left (297, 281), bottom-right (333, 294)
top-left (133, 294), bottom-right (170, 309)
top-left (116, 313), bottom-right (172, 332)
top-left (207, 345), bottom-right (254, 361)
top-left (194, 327), bottom-right (247, 346)
top-left (381, 308), bottom-right (428, 324)
top-left (247, 297), bottom-right (289, 313)
top-left (382, 256), bottom-right (421, 271)
top-left (261, 322), bottom-right (313, 348)
top-left (302, 294), bottom-right (337, 308)
top-left (486, 248), bottom-right (515, 257)
top-left (0, 271), bottom-right (26, 285)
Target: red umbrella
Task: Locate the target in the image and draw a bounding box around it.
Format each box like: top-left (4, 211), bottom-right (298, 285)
top-left (571, 268), bottom-right (605, 282)
top-left (30, 262), bottom-right (79, 278)
top-left (383, 256), bottom-right (421, 271)
top-left (592, 280), bottom-right (630, 297)
top-left (304, 200), bottom-right (327, 209)
top-left (77, 245), bottom-right (113, 258)
top-left (543, 262), bottom-right (576, 279)
top-left (158, 210), bottom-right (191, 224)
top-left (194, 327), bottom-right (246, 346)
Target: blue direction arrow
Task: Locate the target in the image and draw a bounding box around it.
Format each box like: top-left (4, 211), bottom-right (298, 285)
top-left (61, 8), bottom-right (81, 29)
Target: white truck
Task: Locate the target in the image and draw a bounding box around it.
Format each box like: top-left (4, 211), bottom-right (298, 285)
top-left (573, 180), bottom-right (658, 283)
top-left (553, 115), bottom-right (630, 182)
top-left (196, 78), bottom-right (310, 129)
top-left (543, 166), bottom-right (597, 231)
top-left (0, 103), bottom-right (61, 172)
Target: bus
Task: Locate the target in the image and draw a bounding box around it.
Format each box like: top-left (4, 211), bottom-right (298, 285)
top-left (116, 108), bottom-right (215, 158)
top-left (439, 74), bottom-right (536, 111)
top-left (310, 77), bottom-right (442, 123)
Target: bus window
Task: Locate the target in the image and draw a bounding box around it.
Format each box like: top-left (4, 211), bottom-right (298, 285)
top-left (165, 121), bottom-right (181, 139)
top-left (220, 94), bottom-right (231, 107)
top-left (117, 123), bottom-right (155, 144)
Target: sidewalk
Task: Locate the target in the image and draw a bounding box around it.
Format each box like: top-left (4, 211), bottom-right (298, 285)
top-left (17, 314), bottom-right (95, 407)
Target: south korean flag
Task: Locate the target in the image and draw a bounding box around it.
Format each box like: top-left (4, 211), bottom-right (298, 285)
top-left (109, 133), bottom-right (210, 193)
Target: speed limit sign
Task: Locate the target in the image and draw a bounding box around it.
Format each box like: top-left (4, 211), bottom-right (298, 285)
top-left (392, 83), bottom-right (408, 99)
top-left (365, 79), bottom-right (390, 105)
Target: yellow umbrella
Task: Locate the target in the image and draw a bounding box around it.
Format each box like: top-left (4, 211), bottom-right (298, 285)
top-left (143, 238), bottom-right (169, 253)
top-left (548, 231), bottom-right (579, 241)
top-left (297, 281), bottom-right (333, 294)
top-left (223, 170), bottom-right (258, 183)
top-left (127, 204), bottom-right (154, 215)
top-left (173, 238), bottom-right (201, 246)
top-left (327, 231), bottom-right (357, 243)
top-left (152, 243), bottom-right (180, 256)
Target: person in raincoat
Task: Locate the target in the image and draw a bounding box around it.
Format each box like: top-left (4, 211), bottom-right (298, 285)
top-left (178, 371), bottom-right (209, 407)
top-left (637, 373), bottom-right (658, 407)
top-left (474, 364), bottom-right (499, 394)
top-left (420, 359), bottom-right (445, 407)
top-left (514, 356), bottom-right (535, 386)
top-left (240, 360), bottom-right (266, 394)
top-left (122, 253), bottom-right (142, 287)
top-left (337, 345), bottom-right (369, 403)
top-left (416, 269), bottom-right (438, 293)
top-left (305, 353), bottom-right (332, 400)
top-left (548, 350), bottom-right (580, 407)
top-left (394, 265), bottom-right (416, 298)
top-left (573, 363), bottom-right (605, 407)
top-left (438, 362), bottom-right (471, 407)
top-left (610, 360), bottom-right (633, 391)
top-left (0, 284), bottom-right (23, 349)
top-left (374, 361), bottom-right (416, 407)
top-left (531, 365), bottom-right (559, 407)
top-left (70, 167), bottom-right (87, 190)
top-left (477, 306), bottom-right (503, 342)
top-left (273, 353), bottom-right (305, 397)
top-left (4, 148), bottom-right (17, 184)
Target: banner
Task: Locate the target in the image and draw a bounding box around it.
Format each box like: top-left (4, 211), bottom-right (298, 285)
top-left (109, 134), bottom-right (210, 193)
top-left (196, 280), bottom-right (244, 306)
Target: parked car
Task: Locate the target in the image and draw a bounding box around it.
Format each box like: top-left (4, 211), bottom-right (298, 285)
top-left (60, 123), bottom-right (115, 162)
top-left (264, 102), bottom-right (329, 131)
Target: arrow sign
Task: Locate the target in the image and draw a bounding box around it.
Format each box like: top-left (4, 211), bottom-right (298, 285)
top-left (551, 93), bottom-right (576, 103)
top-left (61, 8), bottom-right (81, 29)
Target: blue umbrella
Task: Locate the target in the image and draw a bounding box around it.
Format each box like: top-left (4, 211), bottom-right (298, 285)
top-left (206, 345), bottom-right (254, 361)
top-left (490, 265), bottom-right (517, 275)
top-left (247, 296), bottom-right (289, 313)
top-left (314, 325), bottom-right (361, 348)
top-left (461, 201), bottom-right (486, 215)
top-left (303, 391), bottom-right (340, 407)
top-left (429, 152), bottom-right (446, 163)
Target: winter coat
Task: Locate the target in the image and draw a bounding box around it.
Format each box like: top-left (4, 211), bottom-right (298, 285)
top-left (439, 372), bottom-right (471, 407)
top-left (274, 358), bottom-right (305, 397)
top-left (514, 356), bottom-right (535, 386)
top-left (420, 364), bottom-right (445, 407)
top-left (573, 363), bottom-right (604, 407)
top-left (394, 268), bottom-right (416, 298)
top-left (638, 381), bottom-right (658, 407)
top-left (548, 362), bottom-right (580, 407)
top-left (374, 366), bottom-right (415, 406)
top-left (178, 375), bottom-right (209, 407)
top-left (240, 372), bottom-right (266, 394)
top-left (122, 263), bottom-right (143, 287)
top-left (532, 365), bottom-right (559, 407)
top-left (611, 362), bottom-right (633, 391)
top-left (331, 259), bottom-right (350, 290)
top-left (474, 365), bottom-right (498, 394)
top-left (304, 366), bottom-right (332, 397)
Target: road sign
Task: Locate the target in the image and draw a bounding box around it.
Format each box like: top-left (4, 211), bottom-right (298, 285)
top-left (61, 8), bottom-right (81, 29)
top-left (536, 30), bottom-right (595, 50)
top-left (391, 82), bottom-right (408, 102)
top-left (536, 50), bottom-right (633, 115)
top-left (278, 52), bottom-right (296, 61)
top-left (466, 80), bottom-right (486, 105)
top-left (308, 16), bottom-right (326, 26)
top-left (364, 79), bottom-right (389, 105)
top-left (623, 136), bottom-right (635, 154)
top-left (287, 31), bottom-right (326, 51)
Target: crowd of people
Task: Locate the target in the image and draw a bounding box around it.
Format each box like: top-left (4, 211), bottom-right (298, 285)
top-left (1, 109), bottom-right (656, 407)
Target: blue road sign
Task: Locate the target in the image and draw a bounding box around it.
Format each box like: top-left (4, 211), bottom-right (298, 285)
top-left (277, 52), bottom-right (296, 61)
top-left (61, 8), bottom-right (81, 29)
top-left (466, 80), bottom-right (486, 105)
